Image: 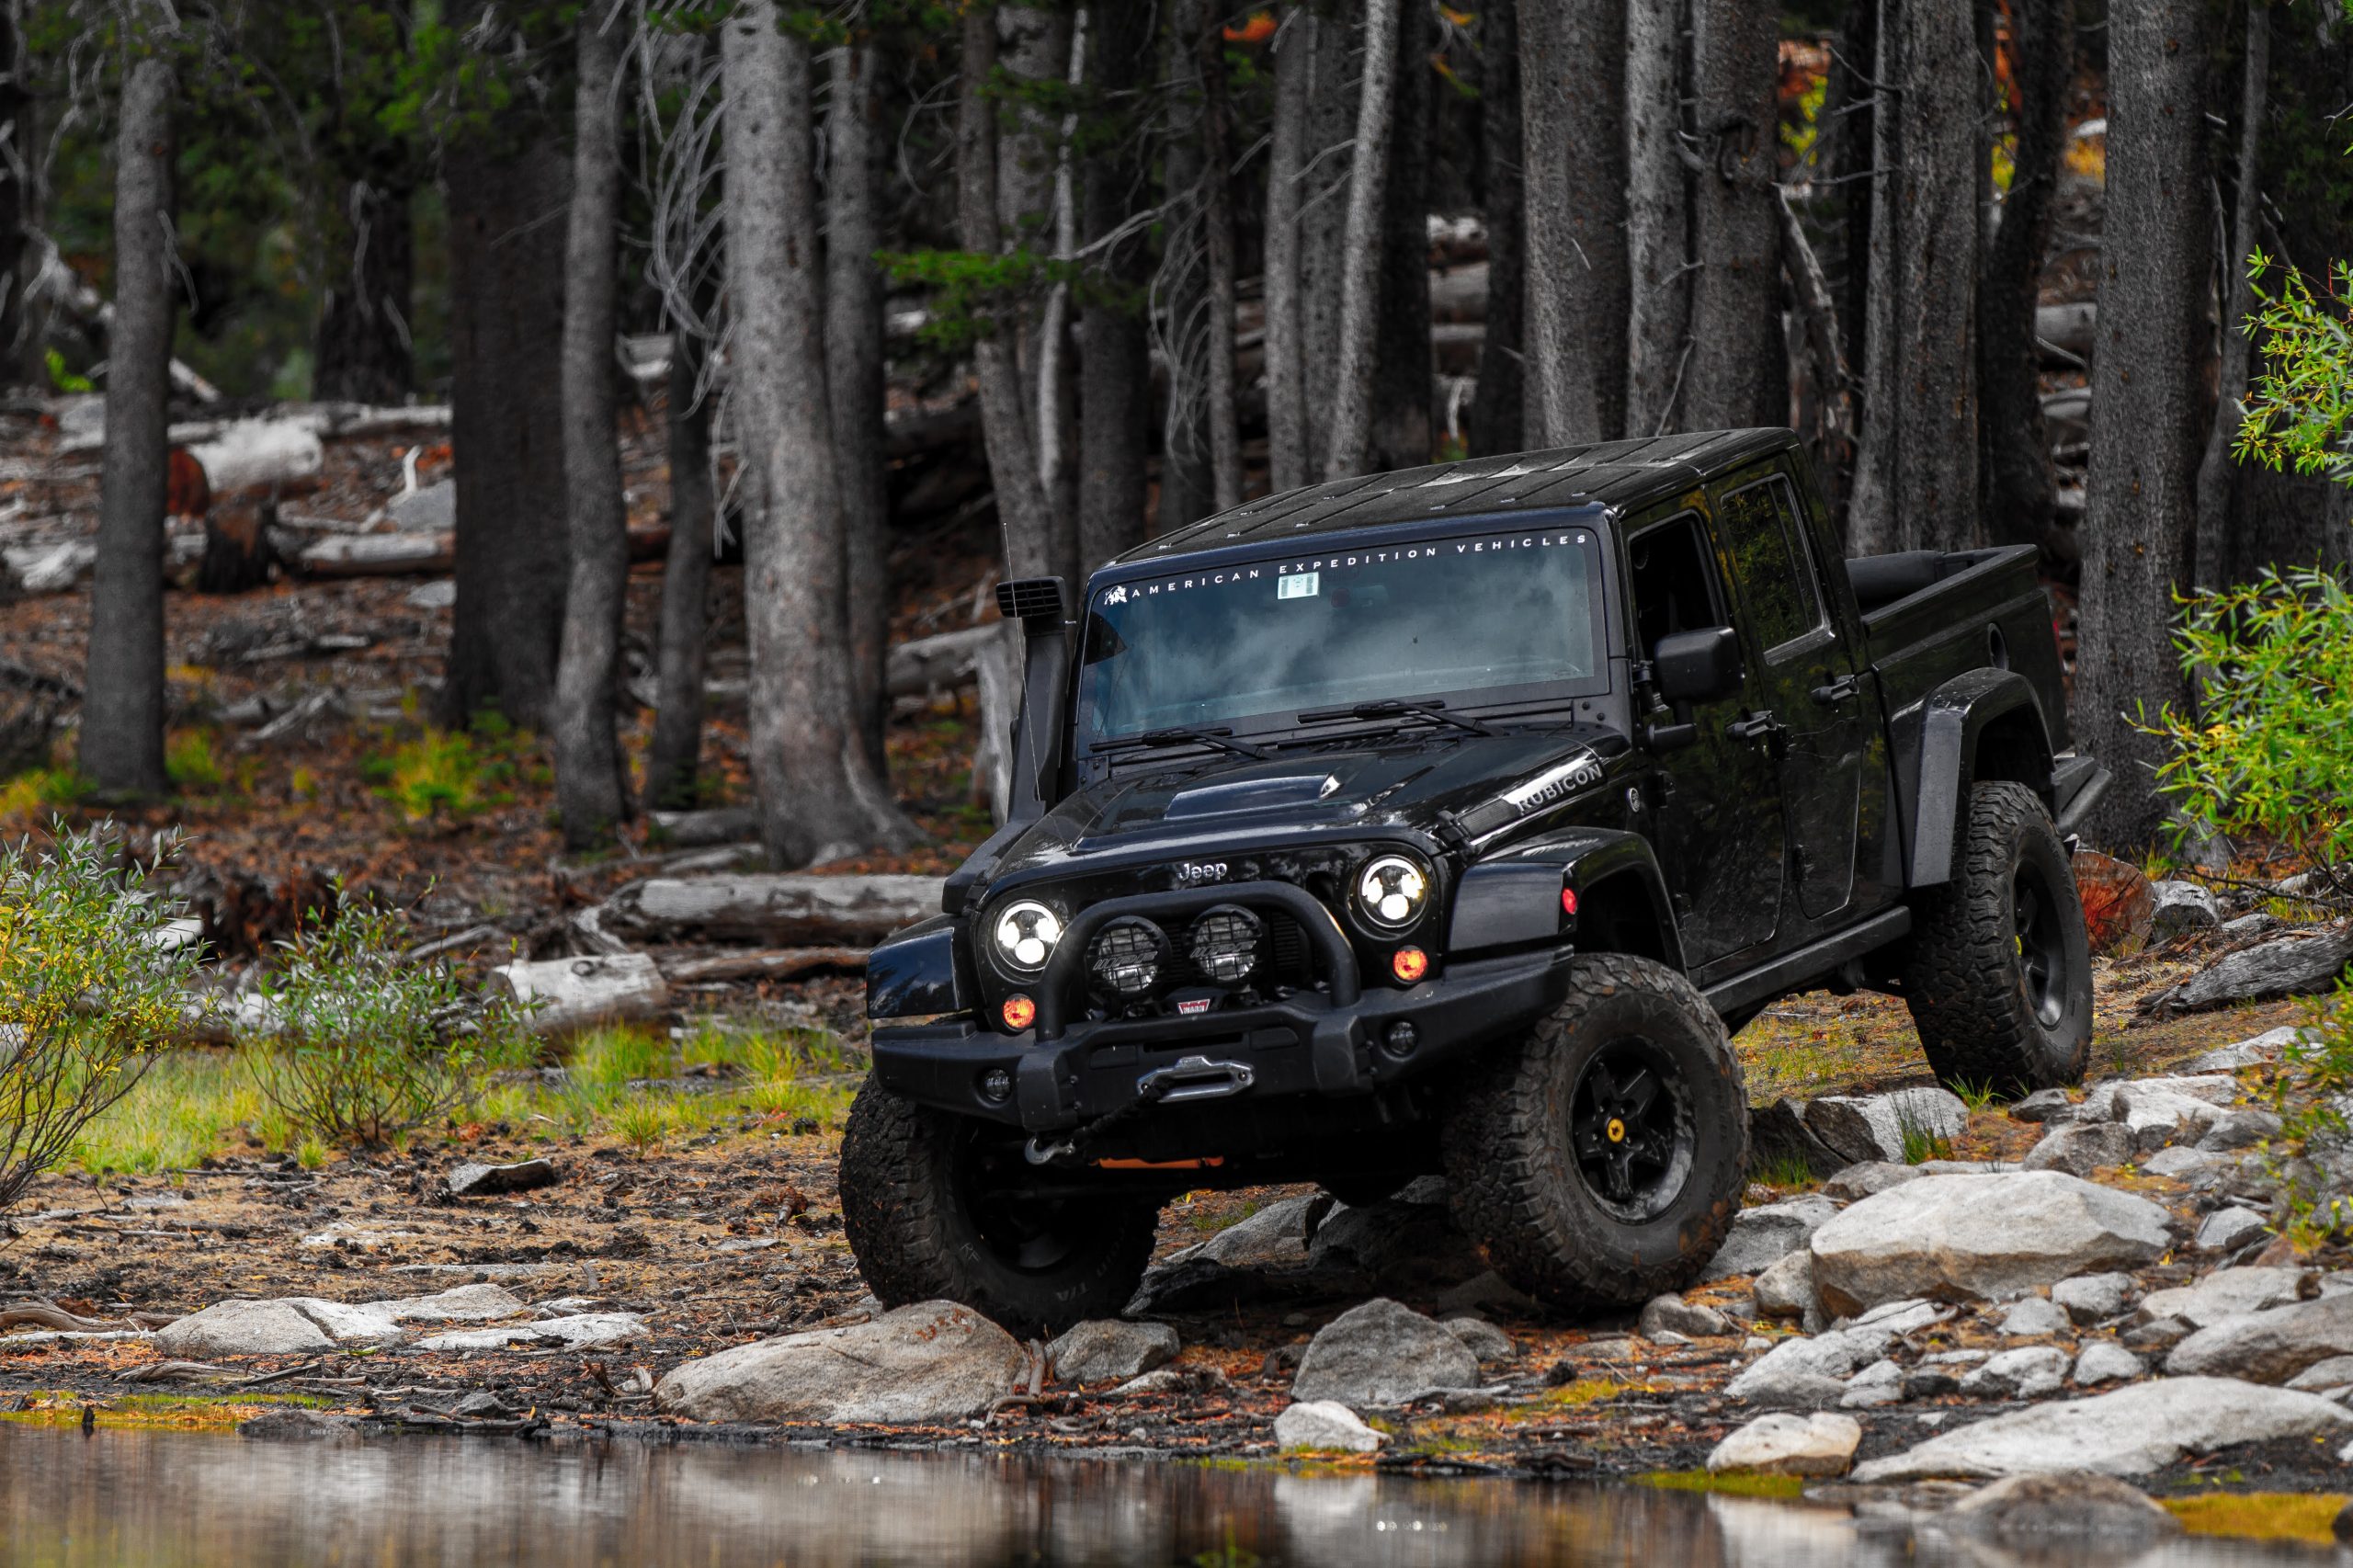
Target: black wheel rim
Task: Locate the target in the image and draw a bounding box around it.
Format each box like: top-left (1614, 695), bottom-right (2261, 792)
top-left (2013, 866), bottom-right (2067, 1028)
top-left (1569, 1038), bottom-right (1696, 1224)
top-left (953, 1131), bottom-right (1094, 1273)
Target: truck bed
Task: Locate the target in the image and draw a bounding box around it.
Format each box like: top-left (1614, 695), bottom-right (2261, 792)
top-left (1853, 543), bottom-right (2071, 753)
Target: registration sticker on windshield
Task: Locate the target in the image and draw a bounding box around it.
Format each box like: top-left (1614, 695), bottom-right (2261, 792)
top-left (1278, 572), bottom-right (1320, 601)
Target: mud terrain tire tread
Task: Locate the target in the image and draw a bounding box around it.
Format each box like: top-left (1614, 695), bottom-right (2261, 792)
top-left (839, 1077), bottom-right (1159, 1336)
top-left (1902, 780), bottom-right (2093, 1095)
top-left (1440, 953), bottom-right (1749, 1312)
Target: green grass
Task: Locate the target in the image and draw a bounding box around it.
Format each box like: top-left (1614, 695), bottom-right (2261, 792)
top-left (1896, 1107), bottom-right (1954, 1165)
top-left (72, 1051), bottom-right (267, 1176)
top-left (1948, 1077), bottom-right (2001, 1113)
top-left (165, 729), bottom-right (227, 792)
top-left (1749, 1149), bottom-right (1819, 1189)
top-left (1636, 1469), bottom-right (1809, 1500)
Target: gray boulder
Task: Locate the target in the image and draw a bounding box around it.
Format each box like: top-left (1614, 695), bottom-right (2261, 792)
top-left (1807, 1173), bottom-right (2172, 1316)
top-left (2167, 1291), bottom-right (2353, 1384)
top-left (2007, 1088), bottom-right (2076, 1125)
top-left (2141, 1146), bottom-right (2222, 1179)
top-left (444, 1158), bottom-right (560, 1199)
top-left (1274, 1400), bottom-right (1384, 1452)
top-left (2188, 1025), bottom-right (2312, 1074)
top-left (2071, 1342), bottom-right (2144, 1387)
top-left (1753, 1249), bottom-right (1817, 1320)
top-left (417, 1312), bottom-right (645, 1352)
top-left (1048, 1320), bottom-right (1179, 1383)
top-left (1941, 1471), bottom-right (2181, 1545)
top-left (1851, 1377), bottom-right (2352, 1480)
top-left (2020, 1120), bottom-right (2135, 1176)
top-left (1821, 1162), bottom-right (1926, 1201)
top-left (1441, 1318), bottom-right (1515, 1363)
top-left (1960, 1346), bottom-right (2072, 1399)
top-left (1802, 1087), bottom-right (1969, 1167)
top-left (1639, 1295), bottom-right (1732, 1340)
top-left (2199, 1108), bottom-right (2283, 1152)
top-left (153, 1300), bottom-right (335, 1358)
top-left (2142, 1267), bottom-right (2309, 1331)
top-left (1998, 1297), bottom-right (2072, 1337)
top-left (1291, 1299), bottom-right (1480, 1406)
top-left (1726, 1301), bottom-right (1946, 1403)
top-left (1701, 1196), bottom-right (1839, 1280)
top-left (2286, 1356), bottom-right (2353, 1392)
top-left (654, 1301), bottom-right (1025, 1424)
top-left (2148, 880), bottom-right (2222, 938)
top-left (2198, 1207), bottom-right (2268, 1253)
top-left (1705, 1411), bottom-right (1861, 1477)
top-left (1188, 1196), bottom-right (1319, 1268)
top-left (380, 1284), bottom-right (529, 1324)
top-left (2051, 1272), bottom-right (2136, 1325)
top-left (2154, 925), bottom-right (2353, 1012)
top-left (1840, 1358), bottom-right (1905, 1409)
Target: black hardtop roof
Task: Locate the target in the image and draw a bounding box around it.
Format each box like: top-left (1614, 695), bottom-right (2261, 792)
top-left (1110, 427), bottom-right (1798, 568)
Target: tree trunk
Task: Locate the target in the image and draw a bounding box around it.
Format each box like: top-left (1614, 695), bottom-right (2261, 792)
top-left (1624, 0), bottom-right (1691, 438)
top-left (1977, 0), bottom-right (2075, 551)
top-left (1826, 0), bottom-right (1877, 524)
top-left (2193, 0), bottom-right (2268, 595)
top-left (1683, 0), bottom-right (1782, 430)
top-left (1076, 0), bottom-right (1152, 563)
top-left (1323, 0), bottom-right (1401, 480)
top-left (1522, 0), bottom-right (1630, 446)
top-left (442, 130), bottom-right (569, 730)
top-left (958, 6), bottom-right (1056, 577)
top-left (995, 5), bottom-right (1074, 568)
top-left (1468, 0), bottom-right (1525, 458)
top-left (1847, 0), bottom-right (1982, 555)
top-left (1294, 10), bottom-right (1358, 479)
top-left (0, 7), bottom-right (30, 384)
top-left (81, 56), bottom-right (176, 799)
top-left (722, 1), bottom-right (915, 867)
top-left (2075, 0), bottom-right (2211, 849)
top-left (1197, 4), bottom-right (1244, 510)
top-left (1370, 0), bottom-right (1433, 472)
top-left (1263, 8), bottom-right (1313, 487)
top-left (312, 176), bottom-right (415, 404)
top-left (646, 328), bottom-right (714, 812)
top-left (826, 28), bottom-right (892, 773)
top-left (552, 13), bottom-right (629, 850)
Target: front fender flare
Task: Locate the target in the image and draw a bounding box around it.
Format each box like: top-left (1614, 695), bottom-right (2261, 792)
top-left (1449, 826), bottom-right (1683, 970)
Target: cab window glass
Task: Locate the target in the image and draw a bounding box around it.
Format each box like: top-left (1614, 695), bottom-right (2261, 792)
top-left (1627, 513), bottom-right (1722, 657)
top-left (1715, 476), bottom-right (1823, 655)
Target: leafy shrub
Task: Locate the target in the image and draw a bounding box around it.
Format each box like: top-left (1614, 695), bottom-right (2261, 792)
top-left (2235, 254), bottom-right (2353, 489)
top-left (165, 729), bottom-right (225, 792)
top-left (0, 830), bottom-right (201, 1210)
top-left (241, 901), bottom-right (532, 1149)
top-left (364, 719), bottom-right (517, 826)
top-left (2264, 983), bottom-right (2353, 1245)
top-left (0, 767), bottom-right (90, 832)
top-left (2144, 566), bottom-right (2353, 892)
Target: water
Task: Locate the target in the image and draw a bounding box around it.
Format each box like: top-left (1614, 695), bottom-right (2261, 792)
top-left (0, 1426), bottom-right (2326, 1567)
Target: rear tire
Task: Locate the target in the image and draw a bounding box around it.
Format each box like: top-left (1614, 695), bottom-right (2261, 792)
top-left (1901, 781), bottom-right (2092, 1096)
top-left (838, 1079), bottom-right (1160, 1336)
top-left (1439, 953), bottom-right (1750, 1312)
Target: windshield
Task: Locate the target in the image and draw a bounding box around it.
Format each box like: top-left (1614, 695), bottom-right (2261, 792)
top-left (1076, 527), bottom-right (1606, 746)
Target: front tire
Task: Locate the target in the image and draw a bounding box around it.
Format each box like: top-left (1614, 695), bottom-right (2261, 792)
top-left (838, 1079), bottom-right (1160, 1336)
top-left (1440, 953), bottom-right (1750, 1312)
top-left (1901, 781), bottom-right (2092, 1096)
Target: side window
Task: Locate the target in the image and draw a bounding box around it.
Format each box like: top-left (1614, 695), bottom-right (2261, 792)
top-left (1715, 475), bottom-right (1824, 657)
top-left (1627, 513), bottom-right (1722, 657)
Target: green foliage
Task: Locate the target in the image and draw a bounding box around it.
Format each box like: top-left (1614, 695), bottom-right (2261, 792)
top-left (2144, 566), bottom-right (2353, 880)
top-left (165, 729), bottom-right (225, 792)
top-left (2264, 983), bottom-right (2353, 1246)
top-left (42, 347), bottom-right (91, 395)
top-left (2234, 252), bottom-right (2353, 489)
top-left (241, 900), bottom-right (534, 1149)
top-left (0, 768), bottom-right (92, 831)
top-left (0, 828), bottom-right (202, 1211)
top-left (363, 715), bottom-right (519, 826)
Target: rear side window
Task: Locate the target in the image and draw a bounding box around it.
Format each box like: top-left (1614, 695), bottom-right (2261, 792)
top-left (1715, 475), bottom-right (1824, 656)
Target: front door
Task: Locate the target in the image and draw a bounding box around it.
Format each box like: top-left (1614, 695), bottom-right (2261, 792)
top-left (1625, 507), bottom-right (1784, 968)
top-left (1711, 467), bottom-right (1872, 923)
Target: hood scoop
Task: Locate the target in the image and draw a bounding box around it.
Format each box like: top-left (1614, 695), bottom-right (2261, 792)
top-left (1163, 774), bottom-right (1342, 821)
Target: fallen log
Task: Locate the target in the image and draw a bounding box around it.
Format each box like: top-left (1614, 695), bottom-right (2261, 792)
top-left (297, 531), bottom-right (454, 577)
top-left (599, 874), bottom-right (941, 946)
top-left (658, 946), bottom-right (870, 984)
top-left (186, 419), bottom-right (326, 496)
top-left (886, 622), bottom-right (1002, 698)
top-left (494, 951), bottom-right (671, 1036)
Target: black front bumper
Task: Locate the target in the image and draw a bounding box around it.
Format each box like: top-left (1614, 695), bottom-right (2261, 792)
top-left (870, 945), bottom-right (1577, 1132)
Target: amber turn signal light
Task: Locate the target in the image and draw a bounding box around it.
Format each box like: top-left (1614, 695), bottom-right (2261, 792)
top-left (1392, 947), bottom-right (1429, 983)
top-left (1001, 994), bottom-right (1037, 1031)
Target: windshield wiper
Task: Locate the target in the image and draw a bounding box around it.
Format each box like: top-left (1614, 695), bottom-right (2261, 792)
top-left (1294, 699), bottom-right (1501, 738)
top-left (1094, 726), bottom-right (1271, 761)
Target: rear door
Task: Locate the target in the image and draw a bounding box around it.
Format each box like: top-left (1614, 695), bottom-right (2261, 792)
top-left (1710, 467), bottom-right (1872, 922)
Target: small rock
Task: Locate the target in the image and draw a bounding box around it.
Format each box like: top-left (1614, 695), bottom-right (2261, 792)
top-left (2198, 1208), bottom-right (2268, 1253)
top-left (2071, 1342), bottom-right (2143, 1388)
top-left (404, 579), bottom-right (456, 611)
top-left (1821, 1162), bottom-right (1926, 1201)
top-left (2140, 1146), bottom-right (2221, 1178)
top-left (2287, 1357), bottom-right (2353, 1392)
top-left (2052, 1273), bottom-right (2136, 1325)
top-left (2167, 1290), bottom-right (2353, 1385)
top-left (2007, 1088), bottom-right (2076, 1125)
top-left (2020, 1121), bottom-right (2135, 1176)
top-left (1700, 1196), bottom-right (1839, 1280)
top-left (1639, 1295), bottom-right (1732, 1340)
top-left (1840, 1358), bottom-right (1905, 1410)
top-left (2140, 1267), bottom-right (2309, 1329)
top-left (1999, 1297), bottom-right (2073, 1338)
top-left (1903, 1369), bottom-right (1961, 1400)
top-left (1726, 1303), bottom-right (1946, 1404)
top-left (1727, 1370), bottom-right (1849, 1409)
top-left (2199, 1108), bottom-right (2283, 1152)
top-left (654, 1301), bottom-right (1026, 1424)
top-left (1852, 1377), bottom-right (2352, 1480)
top-left (153, 1301), bottom-right (334, 1358)
top-left (1291, 1299), bottom-right (1480, 1406)
top-left (1802, 1088), bottom-right (1970, 1167)
top-left (380, 1284), bottom-right (529, 1324)
top-left (1273, 1400), bottom-right (1385, 1453)
top-left (2154, 926), bottom-right (2353, 1013)
top-left (1753, 1249), bottom-right (1816, 1320)
top-left (1705, 1411), bottom-right (1862, 1477)
top-left (1442, 1318), bottom-right (1515, 1363)
top-left (443, 1158), bottom-right (561, 1199)
top-left (1047, 1320), bottom-right (1179, 1384)
top-left (2148, 880), bottom-right (2222, 938)
top-left (1944, 1471), bottom-right (2182, 1543)
top-left (387, 478), bottom-right (455, 533)
top-left (2121, 1316), bottom-right (2197, 1353)
top-left (1960, 1346), bottom-right (2072, 1399)
top-left (2188, 1024), bottom-right (2310, 1074)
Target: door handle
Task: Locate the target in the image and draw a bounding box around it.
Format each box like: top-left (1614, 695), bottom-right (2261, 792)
top-left (1811, 673), bottom-right (1864, 706)
top-left (1725, 710), bottom-right (1782, 744)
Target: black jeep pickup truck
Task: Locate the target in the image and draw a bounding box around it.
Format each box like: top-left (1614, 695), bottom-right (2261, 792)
top-left (842, 427), bottom-right (2108, 1333)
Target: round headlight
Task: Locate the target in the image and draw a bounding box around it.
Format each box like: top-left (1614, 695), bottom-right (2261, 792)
top-left (1356, 854), bottom-right (1430, 930)
top-left (1089, 916), bottom-right (1168, 997)
top-left (991, 900), bottom-right (1063, 975)
top-left (1188, 905), bottom-right (1264, 984)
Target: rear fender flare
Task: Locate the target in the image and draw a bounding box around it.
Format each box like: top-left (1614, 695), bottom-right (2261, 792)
top-left (1891, 668), bottom-right (2055, 887)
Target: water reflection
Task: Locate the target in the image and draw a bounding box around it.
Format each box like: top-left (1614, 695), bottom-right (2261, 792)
top-left (0, 1426), bottom-right (2326, 1567)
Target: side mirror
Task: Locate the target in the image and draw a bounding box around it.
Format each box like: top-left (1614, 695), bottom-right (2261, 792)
top-left (1653, 626), bottom-right (1743, 704)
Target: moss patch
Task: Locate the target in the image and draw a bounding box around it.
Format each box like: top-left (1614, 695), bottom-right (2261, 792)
top-left (1636, 1469), bottom-right (1810, 1499)
top-left (2165, 1492), bottom-right (2349, 1545)
top-left (1, 1391), bottom-right (331, 1432)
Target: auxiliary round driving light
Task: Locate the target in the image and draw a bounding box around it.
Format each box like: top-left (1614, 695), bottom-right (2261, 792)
top-left (1382, 1020), bottom-right (1421, 1061)
top-left (1000, 994), bottom-right (1037, 1032)
top-left (979, 1067), bottom-right (1014, 1103)
top-left (1355, 854), bottom-right (1431, 930)
top-left (1089, 916), bottom-right (1170, 997)
top-left (1392, 946), bottom-right (1430, 983)
top-left (1188, 905), bottom-right (1265, 984)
